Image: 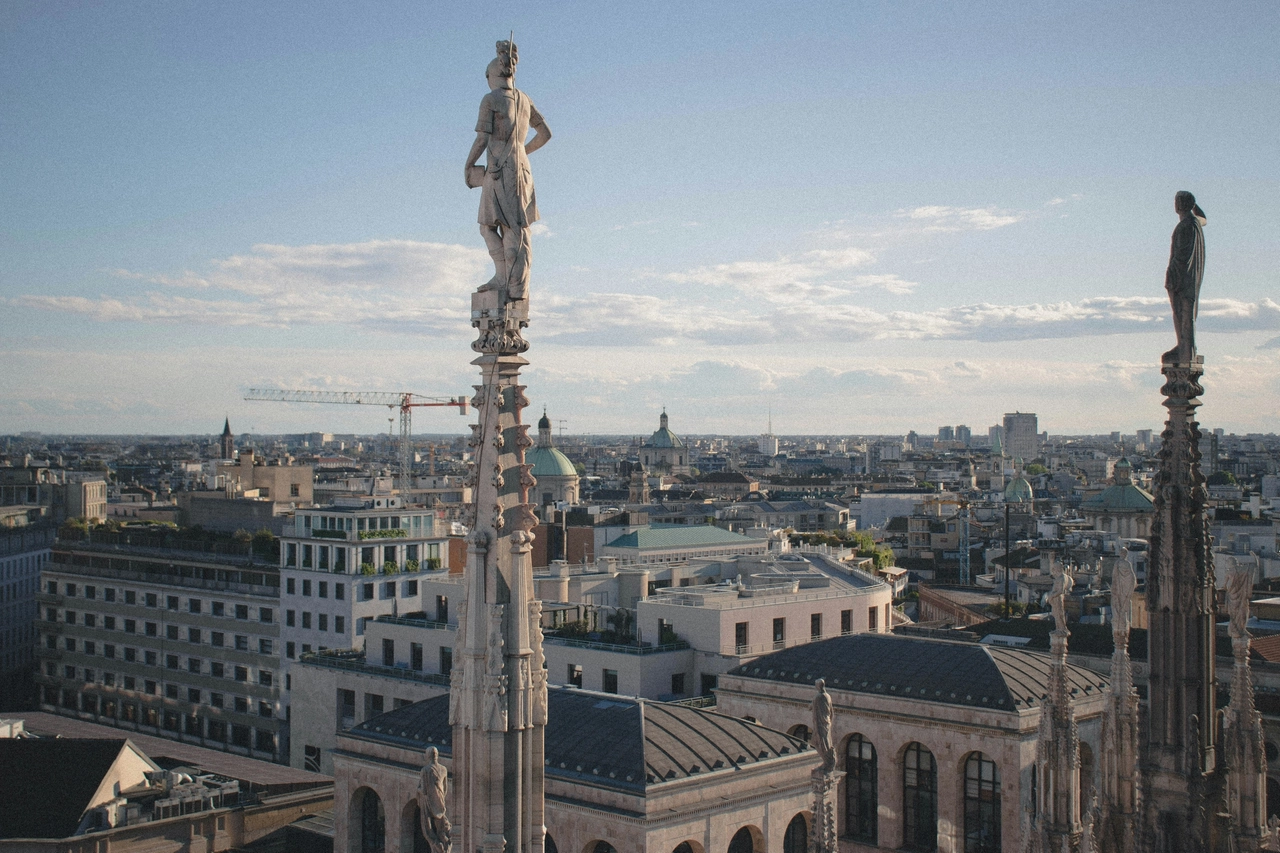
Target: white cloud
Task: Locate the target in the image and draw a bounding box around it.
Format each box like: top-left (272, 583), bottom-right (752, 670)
top-left (895, 205), bottom-right (1023, 232)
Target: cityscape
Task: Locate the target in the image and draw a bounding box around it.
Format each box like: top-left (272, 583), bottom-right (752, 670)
top-left (3, 4), bottom-right (1279, 853)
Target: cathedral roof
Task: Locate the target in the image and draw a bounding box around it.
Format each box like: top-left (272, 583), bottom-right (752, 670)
top-left (727, 633), bottom-right (1106, 712)
top-left (528, 445), bottom-right (577, 478)
top-left (346, 688), bottom-right (809, 794)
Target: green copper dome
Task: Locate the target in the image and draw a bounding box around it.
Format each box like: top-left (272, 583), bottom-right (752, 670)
top-left (528, 445), bottom-right (577, 478)
top-left (1004, 476), bottom-right (1034, 504)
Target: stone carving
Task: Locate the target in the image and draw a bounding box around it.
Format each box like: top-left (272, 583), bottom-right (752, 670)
top-left (1164, 191), bottom-right (1207, 364)
top-left (1112, 558), bottom-right (1136, 639)
top-left (530, 600), bottom-right (548, 725)
top-left (484, 604), bottom-right (508, 731)
top-left (1050, 562), bottom-right (1074, 635)
top-left (811, 678), bottom-right (835, 773)
top-left (1227, 559), bottom-right (1253, 640)
top-left (418, 746), bottom-right (452, 853)
top-left (465, 40), bottom-right (551, 303)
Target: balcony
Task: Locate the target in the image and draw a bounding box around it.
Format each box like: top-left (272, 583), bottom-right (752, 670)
top-left (542, 636), bottom-right (691, 656)
top-left (35, 590), bottom-right (64, 606)
top-left (298, 648), bottom-right (451, 686)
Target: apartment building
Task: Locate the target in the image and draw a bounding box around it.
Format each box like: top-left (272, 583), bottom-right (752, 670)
top-left (0, 523), bottom-right (56, 709)
top-left (277, 496), bottom-right (462, 713)
top-left (35, 544), bottom-right (286, 763)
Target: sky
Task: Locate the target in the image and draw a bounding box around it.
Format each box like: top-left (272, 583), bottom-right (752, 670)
top-left (3, 1), bottom-right (1279, 439)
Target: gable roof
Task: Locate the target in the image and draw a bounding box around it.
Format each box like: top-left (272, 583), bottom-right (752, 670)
top-left (0, 739), bottom-right (129, 840)
top-left (727, 633), bottom-right (1107, 712)
top-left (346, 688), bottom-right (810, 794)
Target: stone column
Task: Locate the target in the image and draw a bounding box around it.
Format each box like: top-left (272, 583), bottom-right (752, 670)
top-left (1028, 615), bottom-right (1083, 853)
top-left (1094, 561), bottom-right (1140, 853)
top-left (1140, 356), bottom-right (1222, 853)
top-left (1224, 560), bottom-right (1268, 852)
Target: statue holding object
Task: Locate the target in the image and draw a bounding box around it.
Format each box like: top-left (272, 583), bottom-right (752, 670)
top-left (418, 746), bottom-right (452, 853)
top-left (465, 39), bottom-right (552, 304)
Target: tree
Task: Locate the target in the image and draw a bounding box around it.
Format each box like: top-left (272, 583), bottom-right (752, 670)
top-left (1026, 464), bottom-right (1049, 476)
top-left (1207, 470), bottom-right (1237, 486)
top-left (232, 528), bottom-right (253, 545)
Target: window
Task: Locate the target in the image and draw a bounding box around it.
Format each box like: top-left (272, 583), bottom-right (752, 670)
top-left (410, 642), bottom-right (423, 671)
top-left (64, 664), bottom-right (75, 678)
top-left (903, 743), bottom-right (938, 851)
top-left (188, 688), bottom-right (201, 703)
top-left (286, 642), bottom-right (296, 660)
top-left (235, 604), bottom-right (249, 620)
top-left (339, 689), bottom-right (356, 723)
top-left (259, 700), bottom-right (273, 718)
top-left (189, 598), bottom-right (201, 614)
top-left (104, 616), bottom-right (115, 630)
top-left (384, 581), bottom-right (395, 599)
top-left (103, 644), bottom-right (115, 659)
top-left (841, 610), bottom-right (852, 635)
top-left (773, 617), bottom-right (786, 648)
top-left (167, 595), bottom-right (179, 610)
top-left (259, 638), bottom-right (273, 655)
top-left (124, 647), bottom-right (137, 662)
top-left (382, 639), bottom-right (395, 667)
top-left (290, 483), bottom-right (300, 497)
top-left (65, 611), bottom-right (76, 625)
top-left (258, 670), bottom-right (273, 687)
top-left (811, 613), bottom-right (822, 640)
top-left (210, 692), bottom-right (224, 708)
top-left (868, 606), bottom-right (878, 633)
top-left (188, 627), bottom-right (201, 644)
top-left (603, 669), bottom-right (618, 694)
top-left (167, 625), bottom-right (179, 641)
top-left (166, 683), bottom-right (179, 699)
top-left (366, 693), bottom-right (384, 717)
top-left (286, 610), bottom-right (296, 627)
top-left (568, 664), bottom-right (582, 688)
top-left (66, 583), bottom-right (77, 596)
top-left (124, 675), bottom-right (136, 690)
top-left (167, 654), bottom-right (179, 669)
top-left (302, 612), bottom-right (311, 629)
top-left (145, 679), bottom-right (157, 695)
top-left (212, 601), bottom-right (224, 617)
top-left (302, 580), bottom-right (311, 597)
top-left (259, 607), bottom-right (273, 623)
top-left (335, 615), bottom-right (345, 634)
top-left (211, 663), bottom-right (224, 679)
top-left (84, 668), bottom-right (95, 683)
top-left (144, 592), bottom-right (156, 607)
top-left (319, 582), bottom-right (328, 599)
top-left (46, 580), bottom-right (56, 594)
top-left (735, 622), bottom-right (749, 653)
top-left (286, 578), bottom-right (295, 595)
top-left (207, 720), bottom-right (226, 741)
top-left (404, 580), bottom-right (418, 597)
top-left (963, 753), bottom-right (1000, 853)
top-left (335, 583), bottom-right (345, 601)
top-left (144, 650), bottom-right (157, 665)
top-left (125, 590), bottom-right (136, 605)
top-left (318, 614), bottom-right (328, 631)
top-left (124, 618), bottom-right (136, 634)
top-left (845, 734), bottom-right (878, 843)
top-left (211, 631), bottom-right (224, 647)
top-left (671, 673), bottom-right (686, 695)
top-left (188, 658), bottom-right (201, 673)
top-left (304, 745), bottom-right (322, 772)
top-left (362, 583), bottom-right (373, 601)
top-left (84, 613), bottom-right (97, 628)
top-left (85, 585), bottom-right (96, 599)
top-left (235, 635), bottom-right (249, 651)
top-left (64, 637), bottom-right (76, 651)
top-left (145, 621), bottom-right (157, 637)
top-left (235, 697), bottom-right (249, 713)
top-left (235, 666), bottom-right (248, 682)
top-left (85, 640), bottom-right (96, 655)
top-left (104, 588), bottom-right (115, 602)
top-left (439, 647), bottom-right (452, 676)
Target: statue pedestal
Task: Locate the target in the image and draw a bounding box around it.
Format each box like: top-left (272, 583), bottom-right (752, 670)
top-left (809, 768), bottom-right (844, 853)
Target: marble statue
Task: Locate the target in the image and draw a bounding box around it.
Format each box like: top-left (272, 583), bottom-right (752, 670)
top-left (465, 39), bottom-right (552, 302)
top-left (1112, 557), bottom-right (1136, 639)
top-left (812, 678), bottom-right (835, 773)
top-left (1164, 190), bottom-right (1207, 363)
top-left (1050, 563), bottom-right (1074, 634)
top-left (1227, 560), bottom-right (1253, 640)
top-left (418, 746), bottom-right (452, 853)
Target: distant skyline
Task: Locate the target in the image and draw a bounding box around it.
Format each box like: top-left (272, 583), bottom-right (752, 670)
top-left (3, 2), bottom-right (1278, 436)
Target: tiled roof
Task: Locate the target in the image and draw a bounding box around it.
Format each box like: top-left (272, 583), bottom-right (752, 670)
top-left (603, 524), bottom-right (754, 550)
top-left (727, 633), bottom-right (1106, 712)
top-left (347, 688), bottom-right (809, 793)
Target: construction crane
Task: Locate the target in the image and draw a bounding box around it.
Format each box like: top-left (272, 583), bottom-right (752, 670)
top-left (244, 389), bottom-right (469, 496)
top-left (925, 496), bottom-right (973, 585)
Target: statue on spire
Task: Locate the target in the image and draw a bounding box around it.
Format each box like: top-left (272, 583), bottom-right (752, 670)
top-left (1164, 190), bottom-right (1207, 364)
top-left (465, 39), bottom-right (552, 304)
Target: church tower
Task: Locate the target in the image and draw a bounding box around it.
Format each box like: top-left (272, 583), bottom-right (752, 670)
top-left (220, 417), bottom-right (235, 461)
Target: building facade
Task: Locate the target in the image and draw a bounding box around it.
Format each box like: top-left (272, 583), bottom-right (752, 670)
top-left (0, 522), bottom-right (55, 709)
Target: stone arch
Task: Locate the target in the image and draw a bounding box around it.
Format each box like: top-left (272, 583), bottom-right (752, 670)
top-left (782, 812), bottom-right (808, 853)
top-left (961, 751), bottom-right (1000, 853)
top-left (348, 786), bottom-right (385, 853)
top-left (843, 732), bottom-right (878, 844)
top-left (788, 723), bottom-right (811, 743)
top-left (727, 825), bottom-right (764, 853)
top-left (584, 841), bottom-right (617, 853)
top-left (400, 798), bottom-right (429, 853)
top-left (901, 741), bottom-right (937, 852)
top-left (1268, 777), bottom-right (1280, 824)
top-left (672, 842), bottom-right (705, 853)
top-left (544, 834), bottom-right (559, 853)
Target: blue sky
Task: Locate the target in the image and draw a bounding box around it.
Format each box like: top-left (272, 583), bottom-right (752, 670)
top-left (3, 1), bottom-right (1278, 437)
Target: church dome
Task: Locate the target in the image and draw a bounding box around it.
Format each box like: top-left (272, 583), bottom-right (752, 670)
top-left (538, 411), bottom-right (552, 430)
top-left (646, 410), bottom-right (684, 449)
top-left (1004, 475), bottom-right (1034, 504)
top-left (528, 445), bottom-right (577, 478)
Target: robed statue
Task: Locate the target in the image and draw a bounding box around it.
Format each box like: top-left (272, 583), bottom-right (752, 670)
top-left (465, 40), bottom-right (552, 303)
top-left (1050, 563), bottom-right (1074, 634)
top-left (1164, 190), bottom-right (1207, 363)
top-left (418, 746), bottom-right (451, 853)
top-left (812, 678), bottom-right (836, 773)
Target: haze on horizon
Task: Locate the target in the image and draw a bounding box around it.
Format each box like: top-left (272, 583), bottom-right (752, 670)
top-left (3, 2), bottom-right (1278, 438)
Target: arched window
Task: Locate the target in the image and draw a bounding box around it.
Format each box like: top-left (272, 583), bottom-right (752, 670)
top-left (963, 752), bottom-right (1001, 853)
top-left (1268, 778), bottom-right (1280, 826)
top-left (727, 827), bottom-right (756, 853)
top-left (673, 844), bottom-right (695, 853)
top-left (783, 814), bottom-right (808, 853)
top-left (902, 743), bottom-right (937, 852)
top-left (1078, 743), bottom-right (1094, 820)
top-left (359, 788), bottom-right (385, 853)
top-left (789, 724), bottom-right (811, 743)
top-left (845, 733), bottom-right (877, 843)
top-left (591, 843), bottom-right (617, 853)
top-left (545, 835), bottom-right (558, 853)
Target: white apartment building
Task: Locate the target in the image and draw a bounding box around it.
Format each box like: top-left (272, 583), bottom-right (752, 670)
top-left (36, 544), bottom-right (286, 762)
top-left (277, 496), bottom-right (461, 714)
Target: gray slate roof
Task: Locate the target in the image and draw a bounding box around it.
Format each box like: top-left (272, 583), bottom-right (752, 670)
top-left (347, 687), bottom-right (809, 793)
top-left (727, 633), bottom-right (1107, 712)
top-left (0, 739), bottom-right (129, 840)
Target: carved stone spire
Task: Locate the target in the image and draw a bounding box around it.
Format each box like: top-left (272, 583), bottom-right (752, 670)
top-left (1223, 558), bottom-right (1269, 852)
top-left (1095, 557), bottom-right (1140, 853)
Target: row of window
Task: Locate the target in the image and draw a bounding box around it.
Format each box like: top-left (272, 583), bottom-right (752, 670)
top-left (49, 616), bottom-right (272, 651)
top-left (285, 542), bottom-right (442, 571)
top-left (46, 668), bottom-right (274, 714)
top-left (47, 638), bottom-right (274, 683)
top-left (286, 610), bottom-right (347, 633)
top-left (731, 608), bottom-right (874, 653)
top-left (47, 581), bottom-right (273, 622)
top-left (46, 686), bottom-right (277, 751)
